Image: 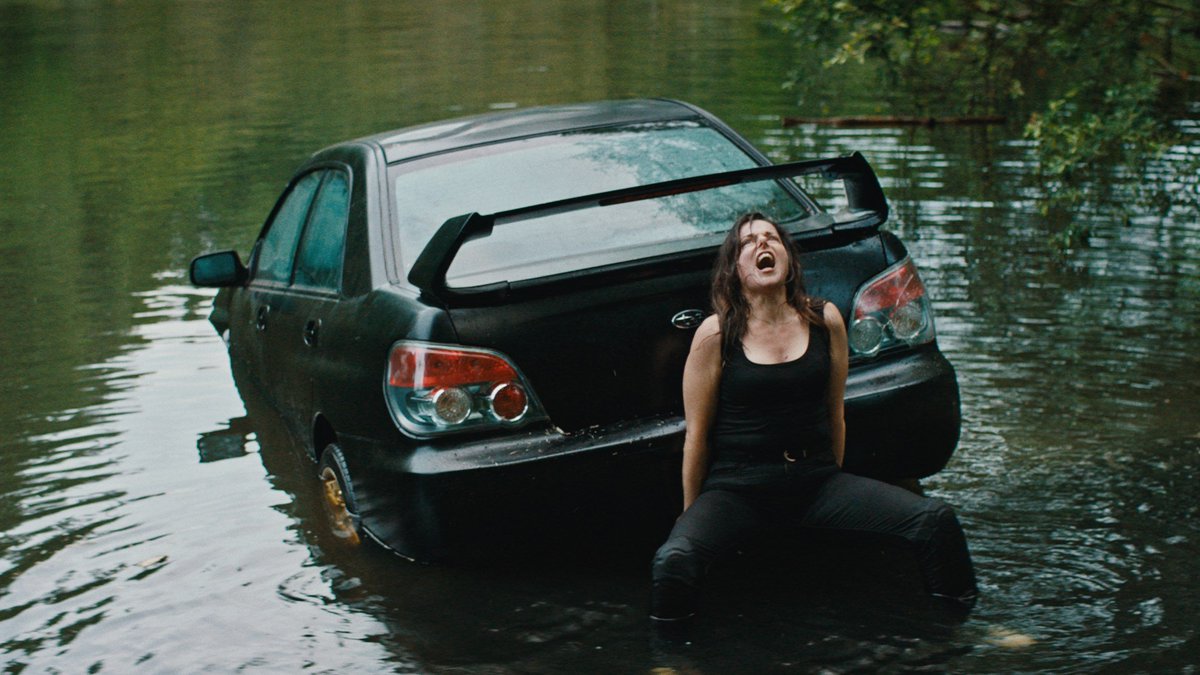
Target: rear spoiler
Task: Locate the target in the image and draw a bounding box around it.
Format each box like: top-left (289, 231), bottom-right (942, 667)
top-left (408, 151), bottom-right (887, 303)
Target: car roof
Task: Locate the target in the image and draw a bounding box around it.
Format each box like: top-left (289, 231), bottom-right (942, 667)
top-left (351, 99), bottom-right (707, 164)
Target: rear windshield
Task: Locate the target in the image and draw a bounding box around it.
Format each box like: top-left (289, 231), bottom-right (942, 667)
top-left (391, 121), bottom-right (817, 287)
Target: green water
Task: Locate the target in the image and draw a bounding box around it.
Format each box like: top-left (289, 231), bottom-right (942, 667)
top-left (2, 1), bottom-right (1198, 671)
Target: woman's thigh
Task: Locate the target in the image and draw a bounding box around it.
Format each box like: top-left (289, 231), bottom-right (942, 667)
top-left (792, 471), bottom-right (941, 537)
top-left (665, 488), bottom-right (768, 557)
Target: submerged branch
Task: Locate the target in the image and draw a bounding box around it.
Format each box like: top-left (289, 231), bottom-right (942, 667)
top-left (782, 115), bottom-right (1007, 128)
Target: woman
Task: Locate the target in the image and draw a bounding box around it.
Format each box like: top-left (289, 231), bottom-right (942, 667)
top-left (650, 213), bottom-right (977, 621)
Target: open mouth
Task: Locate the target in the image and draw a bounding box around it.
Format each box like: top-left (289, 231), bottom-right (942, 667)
top-left (756, 251), bottom-right (776, 271)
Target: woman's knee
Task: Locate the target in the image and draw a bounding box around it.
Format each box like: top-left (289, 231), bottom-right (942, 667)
top-left (926, 498), bottom-right (957, 525)
top-left (913, 499), bottom-right (969, 552)
top-left (651, 536), bottom-right (707, 619)
top-left (915, 499), bottom-right (977, 600)
top-left (911, 498), bottom-right (963, 544)
top-left (652, 535), bottom-right (704, 585)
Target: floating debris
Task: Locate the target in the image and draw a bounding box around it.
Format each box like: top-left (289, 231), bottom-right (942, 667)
top-left (986, 626), bottom-right (1037, 649)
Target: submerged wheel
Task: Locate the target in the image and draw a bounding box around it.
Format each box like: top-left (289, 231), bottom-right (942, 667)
top-left (318, 444), bottom-right (362, 546)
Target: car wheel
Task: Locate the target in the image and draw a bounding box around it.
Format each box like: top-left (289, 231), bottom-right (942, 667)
top-left (318, 444), bottom-right (362, 546)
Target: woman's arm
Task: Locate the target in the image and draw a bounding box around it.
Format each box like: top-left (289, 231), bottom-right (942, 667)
top-left (824, 302), bottom-right (849, 467)
top-left (680, 315), bottom-right (723, 512)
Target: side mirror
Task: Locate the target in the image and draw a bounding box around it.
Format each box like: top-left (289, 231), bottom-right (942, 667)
top-left (190, 250), bottom-right (248, 287)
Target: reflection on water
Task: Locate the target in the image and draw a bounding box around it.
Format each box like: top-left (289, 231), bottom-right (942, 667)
top-left (0, 283), bottom-right (396, 671)
top-left (196, 416), bottom-right (256, 464)
top-left (2, 0), bottom-right (1199, 671)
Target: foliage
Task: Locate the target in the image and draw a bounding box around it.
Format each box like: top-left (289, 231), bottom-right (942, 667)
top-left (770, 0), bottom-right (1200, 248)
top-left (1024, 82), bottom-right (1174, 246)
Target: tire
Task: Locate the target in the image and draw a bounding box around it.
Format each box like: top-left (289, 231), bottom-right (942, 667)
top-left (318, 444), bottom-right (363, 546)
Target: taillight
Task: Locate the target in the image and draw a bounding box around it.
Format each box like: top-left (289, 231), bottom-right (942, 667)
top-left (848, 258), bottom-right (937, 358)
top-left (385, 341), bottom-right (546, 437)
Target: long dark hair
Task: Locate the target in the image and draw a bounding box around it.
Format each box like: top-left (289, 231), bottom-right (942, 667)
top-left (711, 212), bottom-right (825, 360)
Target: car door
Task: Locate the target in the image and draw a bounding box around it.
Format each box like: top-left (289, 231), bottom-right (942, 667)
top-left (244, 166), bottom-right (348, 425)
top-left (286, 168), bottom-right (352, 446)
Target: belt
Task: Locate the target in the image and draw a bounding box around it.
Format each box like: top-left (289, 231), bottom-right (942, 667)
top-left (713, 448), bottom-right (830, 464)
top-left (784, 448), bottom-right (835, 462)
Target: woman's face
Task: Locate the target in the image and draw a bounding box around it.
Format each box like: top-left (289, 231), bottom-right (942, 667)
top-left (735, 218), bottom-right (789, 294)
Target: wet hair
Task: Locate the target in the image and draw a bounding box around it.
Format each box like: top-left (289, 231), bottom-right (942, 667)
top-left (711, 212), bottom-right (825, 360)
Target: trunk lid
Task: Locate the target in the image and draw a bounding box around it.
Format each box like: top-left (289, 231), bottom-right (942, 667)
top-left (447, 262), bottom-right (713, 432)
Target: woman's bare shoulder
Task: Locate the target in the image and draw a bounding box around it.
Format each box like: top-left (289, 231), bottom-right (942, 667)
top-left (822, 301), bottom-right (845, 331)
top-left (690, 314), bottom-right (722, 352)
top-left (697, 313), bottom-right (720, 334)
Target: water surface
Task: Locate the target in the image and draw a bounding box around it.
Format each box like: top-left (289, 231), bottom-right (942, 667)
top-left (2, 1), bottom-right (1198, 671)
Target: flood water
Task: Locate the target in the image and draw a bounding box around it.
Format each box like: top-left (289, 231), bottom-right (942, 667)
top-left (2, 1), bottom-right (1199, 671)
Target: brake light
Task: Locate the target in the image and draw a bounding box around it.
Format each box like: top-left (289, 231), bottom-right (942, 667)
top-left (385, 342), bottom-right (546, 437)
top-left (389, 347), bottom-right (518, 388)
top-left (848, 258), bottom-right (937, 358)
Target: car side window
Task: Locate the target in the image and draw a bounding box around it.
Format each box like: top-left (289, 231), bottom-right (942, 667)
top-left (254, 172), bottom-right (322, 284)
top-left (293, 171), bottom-right (349, 291)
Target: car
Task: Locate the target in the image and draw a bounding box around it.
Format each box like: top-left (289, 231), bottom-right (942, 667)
top-left (190, 99), bottom-right (961, 562)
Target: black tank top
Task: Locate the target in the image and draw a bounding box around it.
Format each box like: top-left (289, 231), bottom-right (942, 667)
top-left (711, 318), bottom-right (833, 463)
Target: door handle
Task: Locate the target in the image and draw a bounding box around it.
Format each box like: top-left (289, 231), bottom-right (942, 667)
top-left (255, 305), bottom-right (270, 331)
top-left (303, 319), bottom-right (320, 347)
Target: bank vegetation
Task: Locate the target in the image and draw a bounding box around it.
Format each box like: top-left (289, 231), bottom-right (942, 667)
top-left (770, 0), bottom-right (1200, 247)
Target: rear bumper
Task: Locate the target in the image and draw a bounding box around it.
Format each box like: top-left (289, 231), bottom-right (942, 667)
top-left (340, 345), bottom-right (959, 560)
top-left (341, 419), bottom-right (685, 561)
top-left (843, 344), bottom-right (961, 479)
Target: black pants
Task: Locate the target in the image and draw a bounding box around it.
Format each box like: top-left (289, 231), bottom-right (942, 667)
top-left (651, 461), bottom-right (978, 619)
